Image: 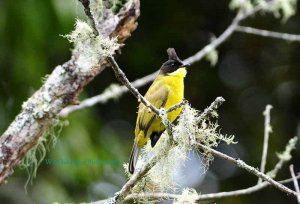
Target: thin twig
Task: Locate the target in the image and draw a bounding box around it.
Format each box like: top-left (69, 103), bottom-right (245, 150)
top-left (235, 26), bottom-right (300, 42)
top-left (124, 175), bottom-right (300, 201)
top-left (281, 174), bottom-right (300, 184)
top-left (78, 0), bottom-right (99, 35)
top-left (183, 3), bottom-right (265, 65)
top-left (107, 154), bottom-right (159, 203)
top-left (124, 174), bottom-right (300, 202)
top-left (258, 105), bottom-right (273, 183)
top-left (196, 142), bottom-right (297, 196)
top-left (122, 174), bottom-right (300, 202)
top-left (59, 72), bottom-right (157, 117)
top-left (165, 99), bottom-right (187, 113)
top-left (268, 136), bottom-right (298, 178)
top-left (199, 97), bottom-right (225, 119)
top-left (184, 9), bottom-right (243, 65)
top-left (181, 97), bottom-right (225, 145)
top-left (290, 165), bottom-right (300, 203)
top-left (107, 56), bottom-right (160, 115)
top-left (263, 136), bottom-right (297, 180)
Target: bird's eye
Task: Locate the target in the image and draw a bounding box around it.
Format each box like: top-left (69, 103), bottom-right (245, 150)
top-left (171, 63), bottom-right (175, 66)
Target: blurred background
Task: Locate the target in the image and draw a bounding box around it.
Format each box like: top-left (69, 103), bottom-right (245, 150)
top-left (0, 0), bottom-right (300, 203)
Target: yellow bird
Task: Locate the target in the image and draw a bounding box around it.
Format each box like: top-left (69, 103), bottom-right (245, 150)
top-left (129, 48), bottom-right (189, 174)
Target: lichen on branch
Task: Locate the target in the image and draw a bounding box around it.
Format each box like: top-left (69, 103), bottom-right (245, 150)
top-left (19, 118), bottom-right (65, 189)
top-left (124, 103), bottom-right (235, 202)
top-left (174, 188), bottom-right (198, 204)
top-left (230, 0), bottom-right (297, 22)
top-left (64, 20), bottom-right (119, 72)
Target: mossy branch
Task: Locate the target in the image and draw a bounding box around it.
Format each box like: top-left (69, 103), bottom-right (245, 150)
top-left (0, 0), bottom-right (140, 185)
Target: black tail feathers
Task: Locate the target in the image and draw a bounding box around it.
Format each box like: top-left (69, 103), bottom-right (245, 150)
top-left (128, 142), bottom-right (139, 174)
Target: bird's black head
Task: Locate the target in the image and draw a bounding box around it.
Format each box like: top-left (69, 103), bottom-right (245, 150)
top-left (160, 48), bottom-right (189, 74)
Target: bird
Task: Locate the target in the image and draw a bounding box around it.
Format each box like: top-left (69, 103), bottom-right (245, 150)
top-left (129, 48), bottom-right (189, 174)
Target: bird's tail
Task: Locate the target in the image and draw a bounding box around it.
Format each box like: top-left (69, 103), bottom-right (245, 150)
top-left (129, 142), bottom-right (139, 174)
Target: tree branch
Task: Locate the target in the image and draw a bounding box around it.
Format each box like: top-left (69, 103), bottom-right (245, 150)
top-left (268, 136), bottom-right (298, 179)
top-left (290, 164), bottom-right (300, 203)
top-left (123, 174), bottom-right (300, 202)
top-left (59, 72), bottom-right (157, 117)
top-left (235, 25), bottom-right (300, 42)
top-left (107, 56), bottom-right (160, 115)
top-left (196, 140), bottom-right (297, 197)
top-left (124, 135), bottom-right (298, 202)
top-left (258, 104), bottom-right (273, 183)
top-left (78, 0), bottom-right (99, 35)
top-left (199, 97), bottom-right (225, 119)
top-left (165, 99), bottom-right (187, 113)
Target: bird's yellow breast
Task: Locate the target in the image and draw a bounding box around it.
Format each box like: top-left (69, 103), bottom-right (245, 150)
top-left (135, 67), bottom-right (187, 147)
top-left (161, 68), bottom-right (186, 121)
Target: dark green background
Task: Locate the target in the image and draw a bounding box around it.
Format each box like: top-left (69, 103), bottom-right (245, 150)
top-left (0, 0), bottom-right (300, 203)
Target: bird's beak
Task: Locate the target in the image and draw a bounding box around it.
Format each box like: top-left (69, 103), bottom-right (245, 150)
top-left (180, 63), bottom-right (190, 68)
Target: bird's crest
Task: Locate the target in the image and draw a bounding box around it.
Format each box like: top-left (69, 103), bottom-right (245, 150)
top-left (167, 48), bottom-right (181, 61)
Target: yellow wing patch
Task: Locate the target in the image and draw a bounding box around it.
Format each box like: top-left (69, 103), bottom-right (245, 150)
top-left (135, 79), bottom-right (169, 147)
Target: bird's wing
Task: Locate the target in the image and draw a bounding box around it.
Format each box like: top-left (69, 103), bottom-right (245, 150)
top-left (135, 79), bottom-right (169, 136)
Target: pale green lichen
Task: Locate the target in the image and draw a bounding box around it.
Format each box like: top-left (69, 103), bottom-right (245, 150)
top-left (174, 188), bottom-right (199, 204)
top-left (64, 20), bottom-right (119, 72)
top-left (205, 47), bottom-right (218, 66)
top-left (276, 136), bottom-right (297, 162)
top-left (267, 0), bottom-right (297, 22)
top-left (204, 35), bottom-right (219, 67)
top-left (125, 104), bottom-right (235, 202)
top-left (19, 118), bottom-right (65, 190)
top-left (229, 0), bottom-right (254, 12)
top-left (90, 0), bottom-right (104, 23)
top-left (180, 104), bottom-right (236, 165)
top-left (230, 0), bottom-right (297, 22)
top-left (41, 74), bottom-right (50, 83)
top-left (267, 136), bottom-right (298, 178)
